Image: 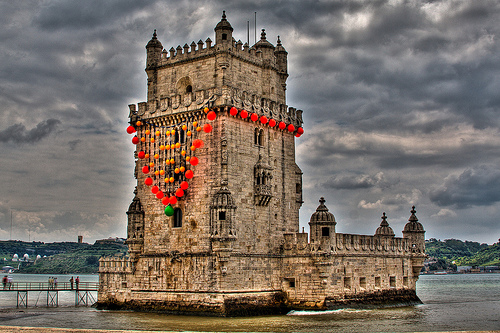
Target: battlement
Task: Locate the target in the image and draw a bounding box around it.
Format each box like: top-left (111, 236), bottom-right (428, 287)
top-left (283, 231), bottom-right (416, 256)
top-left (99, 256), bottom-right (133, 274)
top-left (157, 37), bottom-right (281, 70)
top-left (128, 87), bottom-right (303, 128)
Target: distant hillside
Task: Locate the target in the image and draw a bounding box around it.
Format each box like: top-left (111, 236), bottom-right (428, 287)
top-left (1, 240), bottom-right (128, 274)
top-left (425, 238), bottom-right (499, 271)
top-left (0, 240), bottom-right (89, 260)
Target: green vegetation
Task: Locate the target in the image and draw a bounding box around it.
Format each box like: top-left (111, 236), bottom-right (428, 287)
top-left (0, 240), bottom-right (88, 260)
top-left (425, 239), bottom-right (499, 271)
top-left (1, 240), bottom-right (128, 274)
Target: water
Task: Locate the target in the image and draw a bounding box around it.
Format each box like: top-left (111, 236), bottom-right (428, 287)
top-left (0, 273), bottom-right (499, 332)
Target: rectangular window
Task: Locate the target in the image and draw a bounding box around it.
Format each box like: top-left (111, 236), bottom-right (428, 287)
top-left (344, 277), bottom-right (351, 289)
top-left (360, 277), bottom-right (366, 289)
top-left (322, 227), bottom-right (330, 237)
top-left (375, 276), bottom-right (381, 288)
top-left (390, 276), bottom-right (396, 288)
top-left (284, 278), bottom-right (295, 288)
top-left (403, 276), bottom-right (408, 287)
top-left (219, 211), bottom-right (226, 220)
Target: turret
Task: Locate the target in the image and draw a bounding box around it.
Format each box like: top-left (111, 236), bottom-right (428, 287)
top-left (214, 11), bottom-right (233, 47)
top-left (125, 187), bottom-right (145, 262)
top-left (274, 36), bottom-right (288, 99)
top-left (402, 206), bottom-right (425, 253)
top-left (146, 30), bottom-right (163, 69)
top-left (309, 197), bottom-right (336, 249)
top-left (374, 212), bottom-right (395, 237)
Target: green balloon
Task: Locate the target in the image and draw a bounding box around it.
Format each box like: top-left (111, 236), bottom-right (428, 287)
top-left (164, 204), bottom-right (174, 216)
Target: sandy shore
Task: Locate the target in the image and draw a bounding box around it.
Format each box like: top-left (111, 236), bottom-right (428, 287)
top-left (1, 327), bottom-right (500, 333)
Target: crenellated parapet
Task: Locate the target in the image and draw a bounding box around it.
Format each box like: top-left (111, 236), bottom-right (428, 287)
top-left (128, 92), bottom-right (303, 129)
top-left (99, 256), bottom-right (133, 274)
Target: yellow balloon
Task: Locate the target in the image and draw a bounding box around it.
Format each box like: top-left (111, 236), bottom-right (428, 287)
top-left (160, 145), bottom-right (165, 150)
top-left (171, 130), bottom-right (176, 136)
top-left (196, 126), bottom-right (201, 132)
top-left (181, 150), bottom-right (186, 156)
top-left (154, 154), bottom-right (159, 159)
top-left (174, 168), bottom-right (180, 174)
top-left (186, 156), bottom-right (190, 161)
top-left (182, 125), bottom-right (187, 131)
top-left (170, 158), bottom-right (175, 164)
top-left (145, 153), bottom-right (150, 159)
top-left (191, 145), bottom-right (196, 151)
top-left (145, 130), bottom-right (150, 135)
top-left (166, 144), bottom-right (170, 150)
top-left (193, 121), bottom-right (198, 127)
top-left (149, 162), bottom-right (154, 167)
top-left (166, 160), bottom-right (170, 165)
top-left (204, 107), bottom-right (209, 113)
top-left (180, 166), bottom-right (185, 172)
top-left (141, 137), bottom-right (146, 142)
top-left (136, 121), bottom-right (142, 126)
top-left (160, 170), bottom-right (165, 176)
top-left (150, 138), bottom-right (155, 143)
top-left (175, 142), bottom-right (180, 149)
top-left (187, 131), bottom-right (192, 136)
top-left (166, 130), bottom-right (170, 136)
top-left (155, 130), bottom-right (160, 136)
top-left (155, 170), bottom-right (159, 176)
top-left (169, 177), bottom-right (174, 183)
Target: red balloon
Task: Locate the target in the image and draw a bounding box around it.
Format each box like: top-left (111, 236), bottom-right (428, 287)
top-left (295, 133), bottom-right (301, 137)
top-left (145, 177), bottom-right (153, 186)
top-left (240, 110), bottom-right (248, 119)
top-left (190, 156), bottom-right (199, 166)
top-left (251, 113), bottom-right (258, 122)
top-left (203, 123), bottom-right (212, 133)
top-left (207, 111), bottom-right (216, 121)
top-left (132, 136), bottom-right (139, 144)
top-left (260, 116), bottom-right (268, 124)
top-left (169, 196), bottom-right (177, 205)
top-left (193, 139), bottom-right (204, 148)
top-left (151, 186), bottom-right (159, 194)
top-left (287, 124), bottom-right (295, 132)
top-left (138, 151), bottom-right (146, 159)
top-left (162, 197), bottom-right (169, 205)
top-left (126, 126), bottom-right (136, 134)
top-left (180, 181), bottom-right (189, 190)
top-left (297, 127), bottom-right (304, 135)
top-left (142, 166), bottom-right (149, 174)
top-left (175, 188), bottom-right (184, 197)
top-left (278, 122), bottom-right (286, 130)
top-left (156, 191), bottom-right (164, 199)
top-left (185, 170), bottom-right (194, 179)
top-left (268, 119), bottom-right (276, 127)
top-left (230, 107), bottom-right (238, 116)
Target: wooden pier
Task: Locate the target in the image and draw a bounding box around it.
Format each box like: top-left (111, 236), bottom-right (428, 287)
top-left (0, 281), bottom-right (98, 308)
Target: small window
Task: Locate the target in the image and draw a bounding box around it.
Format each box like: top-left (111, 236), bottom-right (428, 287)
top-left (296, 183), bottom-right (301, 193)
top-left (360, 277), bottom-right (366, 289)
top-left (322, 227), bottom-right (330, 237)
top-left (219, 211), bottom-right (226, 220)
top-left (222, 33), bottom-right (227, 40)
top-left (186, 85), bottom-right (192, 93)
top-left (390, 276), bottom-right (396, 288)
top-left (284, 278), bottom-right (295, 288)
top-left (403, 276), bottom-right (408, 287)
top-left (173, 208), bottom-right (182, 228)
top-left (375, 276), bottom-right (381, 288)
top-left (344, 277), bottom-right (351, 289)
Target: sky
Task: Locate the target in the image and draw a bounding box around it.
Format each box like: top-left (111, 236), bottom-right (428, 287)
top-left (0, 0), bottom-right (499, 245)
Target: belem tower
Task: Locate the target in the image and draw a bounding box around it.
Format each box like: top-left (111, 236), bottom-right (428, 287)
top-left (98, 12), bottom-right (426, 316)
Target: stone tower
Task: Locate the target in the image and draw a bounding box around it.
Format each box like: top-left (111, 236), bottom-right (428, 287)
top-left (99, 12), bottom-right (424, 316)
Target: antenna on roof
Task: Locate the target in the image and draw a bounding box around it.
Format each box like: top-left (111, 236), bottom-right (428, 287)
top-left (247, 20), bottom-right (249, 45)
top-left (254, 12), bottom-right (257, 44)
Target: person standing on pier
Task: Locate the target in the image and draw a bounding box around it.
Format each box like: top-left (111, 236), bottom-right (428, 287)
top-left (70, 276), bottom-right (74, 290)
top-left (2, 275), bottom-right (7, 289)
top-left (7, 275), bottom-right (12, 290)
top-left (54, 277), bottom-right (58, 289)
top-left (75, 276), bottom-right (79, 290)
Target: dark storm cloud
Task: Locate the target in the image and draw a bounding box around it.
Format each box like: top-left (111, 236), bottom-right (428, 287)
top-left (323, 172), bottom-right (384, 190)
top-left (0, 119), bottom-right (61, 144)
top-left (430, 165), bottom-right (500, 208)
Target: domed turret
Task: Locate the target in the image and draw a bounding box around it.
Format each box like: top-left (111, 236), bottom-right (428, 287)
top-left (146, 30), bottom-right (163, 68)
top-left (403, 206), bottom-right (425, 254)
top-left (309, 197), bottom-right (336, 244)
top-left (126, 188), bottom-right (145, 262)
top-left (375, 212), bottom-right (395, 237)
top-left (214, 11), bottom-right (233, 46)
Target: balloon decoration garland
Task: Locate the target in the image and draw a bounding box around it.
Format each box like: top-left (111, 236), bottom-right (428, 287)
top-left (126, 106), bottom-right (304, 216)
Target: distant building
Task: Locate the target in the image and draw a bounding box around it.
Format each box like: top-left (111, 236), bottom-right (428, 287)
top-left (78, 235), bottom-right (83, 243)
top-left (98, 12), bottom-right (426, 316)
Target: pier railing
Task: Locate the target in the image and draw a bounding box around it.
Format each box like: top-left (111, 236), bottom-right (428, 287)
top-left (0, 281), bottom-right (98, 308)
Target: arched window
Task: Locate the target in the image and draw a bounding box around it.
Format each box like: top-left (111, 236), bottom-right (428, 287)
top-left (186, 85), bottom-right (192, 93)
top-left (254, 128), bottom-right (259, 145)
top-left (258, 129), bottom-right (264, 146)
top-left (173, 208), bottom-right (182, 228)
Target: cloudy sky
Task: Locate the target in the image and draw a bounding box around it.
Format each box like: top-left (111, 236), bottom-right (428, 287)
top-left (1, 0), bottom-right (499, 244)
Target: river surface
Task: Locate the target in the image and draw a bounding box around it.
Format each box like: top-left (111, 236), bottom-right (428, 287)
top-left (0, 273), bottom-right (499, 332)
